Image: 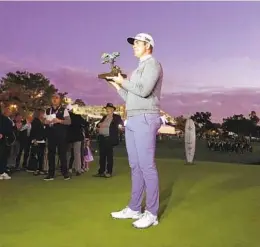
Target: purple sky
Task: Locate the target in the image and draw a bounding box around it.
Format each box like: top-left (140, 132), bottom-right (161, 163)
top-left (1, 1), bottom-right (260, 120)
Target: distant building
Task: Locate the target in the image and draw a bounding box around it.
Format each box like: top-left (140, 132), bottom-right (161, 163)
top-left (70, 103), bottom-right (175, 122)
top-left (62, 99), bottom-right (177, 134)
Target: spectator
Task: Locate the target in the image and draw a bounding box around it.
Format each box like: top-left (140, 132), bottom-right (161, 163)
top-left (66, 104), bottom-right (85, 176)
top-left (28, 109), bottom-right (46, 175)
top-left (44, 93), bottom-right (71, 181)
top-left (0, 104), bottom-right (14, 180)
top-left (94, 103), bottom-right (123, 178)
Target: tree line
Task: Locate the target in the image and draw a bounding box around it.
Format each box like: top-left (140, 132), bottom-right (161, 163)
top-left (175, 111), bottom-right (260, 137)
top-left (0, 70), bottom-right (86, 116)
top-left (1, 70), bottom-right (259, 137)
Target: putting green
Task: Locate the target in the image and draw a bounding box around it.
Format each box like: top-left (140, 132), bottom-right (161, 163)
top-left (0, 157), bottom-right (259, 247)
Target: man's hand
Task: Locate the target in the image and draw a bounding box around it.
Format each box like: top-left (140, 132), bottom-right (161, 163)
top-left (108, 80), bottom-right (121, 90)
top-left (32, 139), bottom-right (38, 145)
top-left (0, 134), bottom-right (3, 139)
top-left (44, 119), bottom-right (51, 124)
top-left (106, 73), bottom-right (124, 85)
top-left (44, 119), bottom-right (52, 125)
top-left (52, 118), bottom-right (62, 124)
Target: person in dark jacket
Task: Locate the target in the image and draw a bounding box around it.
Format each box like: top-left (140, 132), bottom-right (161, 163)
top-left (12, 113), bottom-right (23, 171)
top-left (28, 109), bottom-right (46, 175)
top-left (66, 104), bottom-right (85, 176)
top-left (44, 94), bottom-right (71, 181)
top-left (93, 103), bottom-right (123, 178)
top-left (0, 105), bottom-right (15, 180)
top-left (15, 116), bottom-right (32, 170)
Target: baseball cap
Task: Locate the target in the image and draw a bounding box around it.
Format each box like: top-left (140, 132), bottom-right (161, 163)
top-left (127, 33), bottom-right (155, 48)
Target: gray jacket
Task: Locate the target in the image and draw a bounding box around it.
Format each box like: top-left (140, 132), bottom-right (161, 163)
top-left (118, 56), bottom-right (163, 117)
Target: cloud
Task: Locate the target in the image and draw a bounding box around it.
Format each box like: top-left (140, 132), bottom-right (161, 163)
top-left (1, 55), bottom-right (260, 121)
top-left (166, 56), bottom-right (260, 93)
top-left (45, 66), bottom-right (124, 105)
top-left (0, 55), bottom-right (19, 72)
top-left (0, 56), bottom-right (124, 105)
top-left (161, 89), bottom-right (260, 122)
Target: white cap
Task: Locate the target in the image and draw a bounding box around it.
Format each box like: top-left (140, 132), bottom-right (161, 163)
top-left (66, 104), bottom-right (73, 111)
top-left (127, 33), bottom-right (155, 48)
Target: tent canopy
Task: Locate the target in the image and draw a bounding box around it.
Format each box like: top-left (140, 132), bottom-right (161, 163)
top-left (158, 125), bottom-right (176, 134)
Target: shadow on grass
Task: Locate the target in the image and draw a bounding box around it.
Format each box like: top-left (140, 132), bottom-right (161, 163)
top-left (158, 181), bottom-right (175, 220)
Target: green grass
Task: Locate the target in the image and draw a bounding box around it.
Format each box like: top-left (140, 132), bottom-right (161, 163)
top-left (112, 138), bottom-right (260, 164)
top-left (0, 141), bottom-right (260, 247)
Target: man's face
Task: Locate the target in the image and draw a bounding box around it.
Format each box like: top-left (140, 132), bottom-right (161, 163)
top-left (133, 40), bottom-right (150, 58)
top-left (15, 115), bottom-right (22, 122)
top-left (39, 111), bottom-right (45, 119)
top-left (51, 95), bottom-right (61, 106)
top-left (106, 107), bottom-right (114, 115)
top-left (4, 107), bottom-right (11, 117)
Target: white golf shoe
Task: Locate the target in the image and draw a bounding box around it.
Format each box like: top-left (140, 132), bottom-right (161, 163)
top-left (132, 210), bottom-right (158, 229)
top-left (111, 206), bottom-right (142, 220)
top-left (0, 173), bottom-right (11, 180)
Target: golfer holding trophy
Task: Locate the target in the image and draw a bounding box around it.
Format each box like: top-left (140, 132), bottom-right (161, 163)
top-left (99, 33), bottom-right (163, 229)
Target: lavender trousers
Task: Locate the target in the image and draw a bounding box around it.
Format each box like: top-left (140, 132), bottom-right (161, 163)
top-left (125, 113), bottom-right (161, 216)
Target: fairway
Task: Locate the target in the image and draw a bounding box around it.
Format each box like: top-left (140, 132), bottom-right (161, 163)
top-left (0, 141), bottom-right (260, 247)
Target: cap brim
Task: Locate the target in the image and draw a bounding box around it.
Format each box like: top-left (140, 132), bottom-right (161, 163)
top-left (127, 37), bottom-right (135, 45)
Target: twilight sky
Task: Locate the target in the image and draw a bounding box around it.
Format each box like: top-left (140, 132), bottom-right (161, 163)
top-left (1, 1), bottom-right (260, 120)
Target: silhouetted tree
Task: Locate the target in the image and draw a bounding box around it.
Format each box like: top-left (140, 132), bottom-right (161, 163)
top-left (191, 111), bottom-right (213, 133)
top-left (175, 115), bottom-right (186, 132)
top-left (0, 71), bottom-right (60, 111)
top-left (222, 114), bottom-right (255, 136)
top-left (249, 110), bottom-right (259, 125)
top-left (74, 98), bottom-right (86, 107)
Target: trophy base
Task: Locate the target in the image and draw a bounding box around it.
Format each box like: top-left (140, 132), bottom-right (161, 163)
top-left (98, 72), bottom-right (127, 82)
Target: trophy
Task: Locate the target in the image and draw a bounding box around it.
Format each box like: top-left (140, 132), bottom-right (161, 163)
top-left (98, 52), bottom-right (127, 81)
